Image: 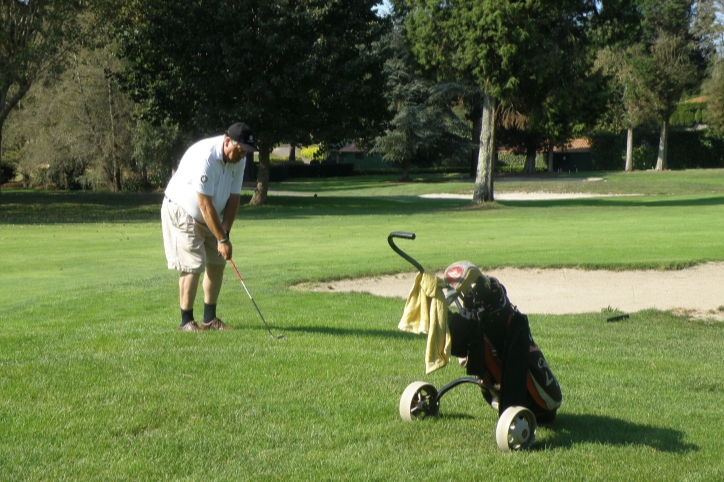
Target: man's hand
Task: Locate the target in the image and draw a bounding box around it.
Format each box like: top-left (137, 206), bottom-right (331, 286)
top-left (217, 239), bottom-right (233, 260)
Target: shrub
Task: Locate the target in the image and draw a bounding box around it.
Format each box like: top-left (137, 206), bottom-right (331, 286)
top-left (46, 158), bottom-right (92, 190)
top-left (0, 159), bottom-right (17, 184)
top-left (632, 143), bottom-right (657, 170)
top-left (670, 102), bottom-right (706, 127)
top-left (496, 152), bottom-right (547, 172)
top-left (300, 145), bottom-right (322, 160)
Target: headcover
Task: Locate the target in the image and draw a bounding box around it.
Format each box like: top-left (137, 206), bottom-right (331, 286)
top-left (444, 261), bottom-right (486, 294)
top-left (444, 261), bottom-right (507, 312)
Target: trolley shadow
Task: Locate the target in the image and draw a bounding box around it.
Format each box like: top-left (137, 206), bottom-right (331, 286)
top-left (535, 413), bottom-right (698, 453)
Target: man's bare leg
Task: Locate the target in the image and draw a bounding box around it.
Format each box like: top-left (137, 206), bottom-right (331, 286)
top-left (204, 264), bottom-right (225, 305)
top-left (179, 271), bottom-right (201, 310)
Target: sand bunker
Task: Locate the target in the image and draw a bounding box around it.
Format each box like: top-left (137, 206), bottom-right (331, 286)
top-left (298, 263), bottom-right (724, 321)
top-left (281, 190), bottom-right (720, 320)
top-left (419, 192), bottom-right (641, 201)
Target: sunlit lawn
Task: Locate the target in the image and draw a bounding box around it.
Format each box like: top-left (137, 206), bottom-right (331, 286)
top-left (1, 170), bottom-right (723, 480)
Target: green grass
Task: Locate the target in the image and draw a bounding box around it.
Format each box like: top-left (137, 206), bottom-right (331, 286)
top-left (270, 168), bottom-right (724, 197)
top-left (1, 170), bottom-right (724, 480)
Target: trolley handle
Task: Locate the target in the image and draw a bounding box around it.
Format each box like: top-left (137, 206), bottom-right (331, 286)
top-left (388, 232), bottom-right (425, 273)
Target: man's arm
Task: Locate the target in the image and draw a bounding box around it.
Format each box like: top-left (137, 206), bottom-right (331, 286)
top-left (221, 193), bottom-right (241, 235)
top-left (197, 192), bottom-right (233, 260)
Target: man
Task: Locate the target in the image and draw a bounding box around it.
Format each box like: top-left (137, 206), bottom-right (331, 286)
top-left (161, 122), bottom-right (258, 331)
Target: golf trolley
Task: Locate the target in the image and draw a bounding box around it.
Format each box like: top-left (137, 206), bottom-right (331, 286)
top-left (389, 231), bottom-right (539, 452)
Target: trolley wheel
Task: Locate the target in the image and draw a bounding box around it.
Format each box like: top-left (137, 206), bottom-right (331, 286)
top-left (399, 381), bottom-right (438, 421)
top-left (495, 406), bottom-right (537, 451)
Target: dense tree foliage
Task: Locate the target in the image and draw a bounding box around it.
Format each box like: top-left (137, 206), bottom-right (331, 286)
top-left (114, 0), bottom-right (391, 205)
top-left (600, 1), bottom-right (708, 171)
top-left (3, 0), bottom-right (724, 195)
top-left (396, 0), bottom-right (616, 200)
top-left (5, 43), bottom-right (135, 190)
top-left (371, 27), bottom-right (472, 181)
top-left (0, 0), bottom-right (86, 196)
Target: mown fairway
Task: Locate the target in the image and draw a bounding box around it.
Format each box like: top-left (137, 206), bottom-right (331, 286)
top-left (1, 170), bottom-right (723, 480)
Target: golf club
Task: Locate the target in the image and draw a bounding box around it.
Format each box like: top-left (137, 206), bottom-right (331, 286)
top-left (229, 259), bottom-right (285, 340)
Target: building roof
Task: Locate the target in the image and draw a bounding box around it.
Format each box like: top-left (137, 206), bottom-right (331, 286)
top-left (681, 96), bottom-right (708, 104)
top-left (339, 143), bottom-right (363, 153)
top-left (553, 138), bottom-right (591, 153)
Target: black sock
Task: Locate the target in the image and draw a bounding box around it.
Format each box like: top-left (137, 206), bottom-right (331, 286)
top-left (181, 309), bottom-right (194, 326)
top-left (203, 303), bottom-right (217, 323)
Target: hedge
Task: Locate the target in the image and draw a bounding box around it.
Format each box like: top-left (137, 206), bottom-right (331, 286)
top-left (670, 102), bottom-right (707, 126)
top-left (246, 161), bottom-right (356, 182)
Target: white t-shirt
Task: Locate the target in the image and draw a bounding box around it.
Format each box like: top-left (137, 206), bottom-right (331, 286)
top-left (164, 135), bottom-right (246, 223)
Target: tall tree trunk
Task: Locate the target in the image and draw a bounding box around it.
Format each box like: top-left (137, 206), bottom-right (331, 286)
top-left (0, 127), bottom-right (3, 204)
top-left (473, 92), bottom-right (495, 203)
top-left (74, 57), bottom-right (106, 184)
top-left (399, 158), bottom-right (411, 182)
top-left (250, 147), bottom-right (271, 205)
top-left (0, 88), bottom-right (4, 176)
top-left (625, 128), bottom-right (634, 172)
top-left (523, 140), bottom-right (537, 173)
top-left (470, 108), bottom-right (482, 178)
top-left (289, 143), bottom-right (296, 162)
top-left (107, 75), bottom-right (121, 191)
top-left (547, 140), bottom-right (553, 172)
top-left (655, 120), bottom-right (668, 171)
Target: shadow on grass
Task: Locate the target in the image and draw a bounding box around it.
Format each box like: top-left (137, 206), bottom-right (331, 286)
top-left (0, 191), bottom-right (467, 224)
top-left (498, 194), bottom-right (724, 209)
top-left (4, 190), bottom-right (722, 225)
top-left (538, 413), bottom-right (698, 453)
top-left (0, 191), bottom-right (165, 224)
top-left (437, 413), bottom-right (477, 421)
top-left (280, 325), bottom-right (417, 339)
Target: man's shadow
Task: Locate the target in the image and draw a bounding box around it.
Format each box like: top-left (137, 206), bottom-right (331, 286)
top-left (536, 413), bottom-right (698, 452)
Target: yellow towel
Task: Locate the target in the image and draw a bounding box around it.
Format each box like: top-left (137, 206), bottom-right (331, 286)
top-left (398, 271), bottom-right (451, 374)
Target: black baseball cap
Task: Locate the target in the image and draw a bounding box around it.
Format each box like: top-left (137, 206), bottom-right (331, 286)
top-left (226, 122), bottom-right (258, 152)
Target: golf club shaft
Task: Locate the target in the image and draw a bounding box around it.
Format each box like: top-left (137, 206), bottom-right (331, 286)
top-left (229, 259), bottom-right (277, 339)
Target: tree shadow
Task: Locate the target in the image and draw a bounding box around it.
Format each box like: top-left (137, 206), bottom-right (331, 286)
top-left (497, 195), bottom-right (724, 208)
top-left (535, 413), bottom-right (698, 452)
top-left (0, 190), bottom-right (468, 224)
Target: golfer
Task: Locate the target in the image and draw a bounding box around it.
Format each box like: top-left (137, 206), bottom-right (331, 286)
top-left (161, 122), bottom-right (258, 331)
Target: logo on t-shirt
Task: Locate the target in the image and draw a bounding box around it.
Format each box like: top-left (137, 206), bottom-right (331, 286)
top-left (201, 175), bottom-right (208, 183)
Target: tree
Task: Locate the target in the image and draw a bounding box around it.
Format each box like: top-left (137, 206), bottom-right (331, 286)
top-left (637, 0), bottom-right (703, 170)
top-left (4, 13), bottom-right (137, 191)
top-left (131, 119), bottom-right (183, 189)
top-left (595, 46), bottom-right (657, 171)
top-left (494, 5), bottom-right (612, 175)
top-left (114, 0), bottom-right (391, 205)
top-left (593, 1), bottom-right (707, 172)
top-left (372, 27), bottom-right (471, 181)
top-left (684, 1), bottom-right (724, 134)
top-left (398, 0), bottom-right (602, 202)
top-left (640, 32), bottom-right (700, 170)
top-left (0, 0), bottom-right (85, 194)
top-left (690, 0), bottom-right (722, 57)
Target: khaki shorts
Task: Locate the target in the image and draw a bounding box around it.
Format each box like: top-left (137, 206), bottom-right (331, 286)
top-left (161, 197), bottom-right (225, 273)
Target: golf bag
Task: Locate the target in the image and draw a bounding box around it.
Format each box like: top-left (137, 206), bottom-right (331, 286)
top-left (444, 261), bottom-right (562, 423)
